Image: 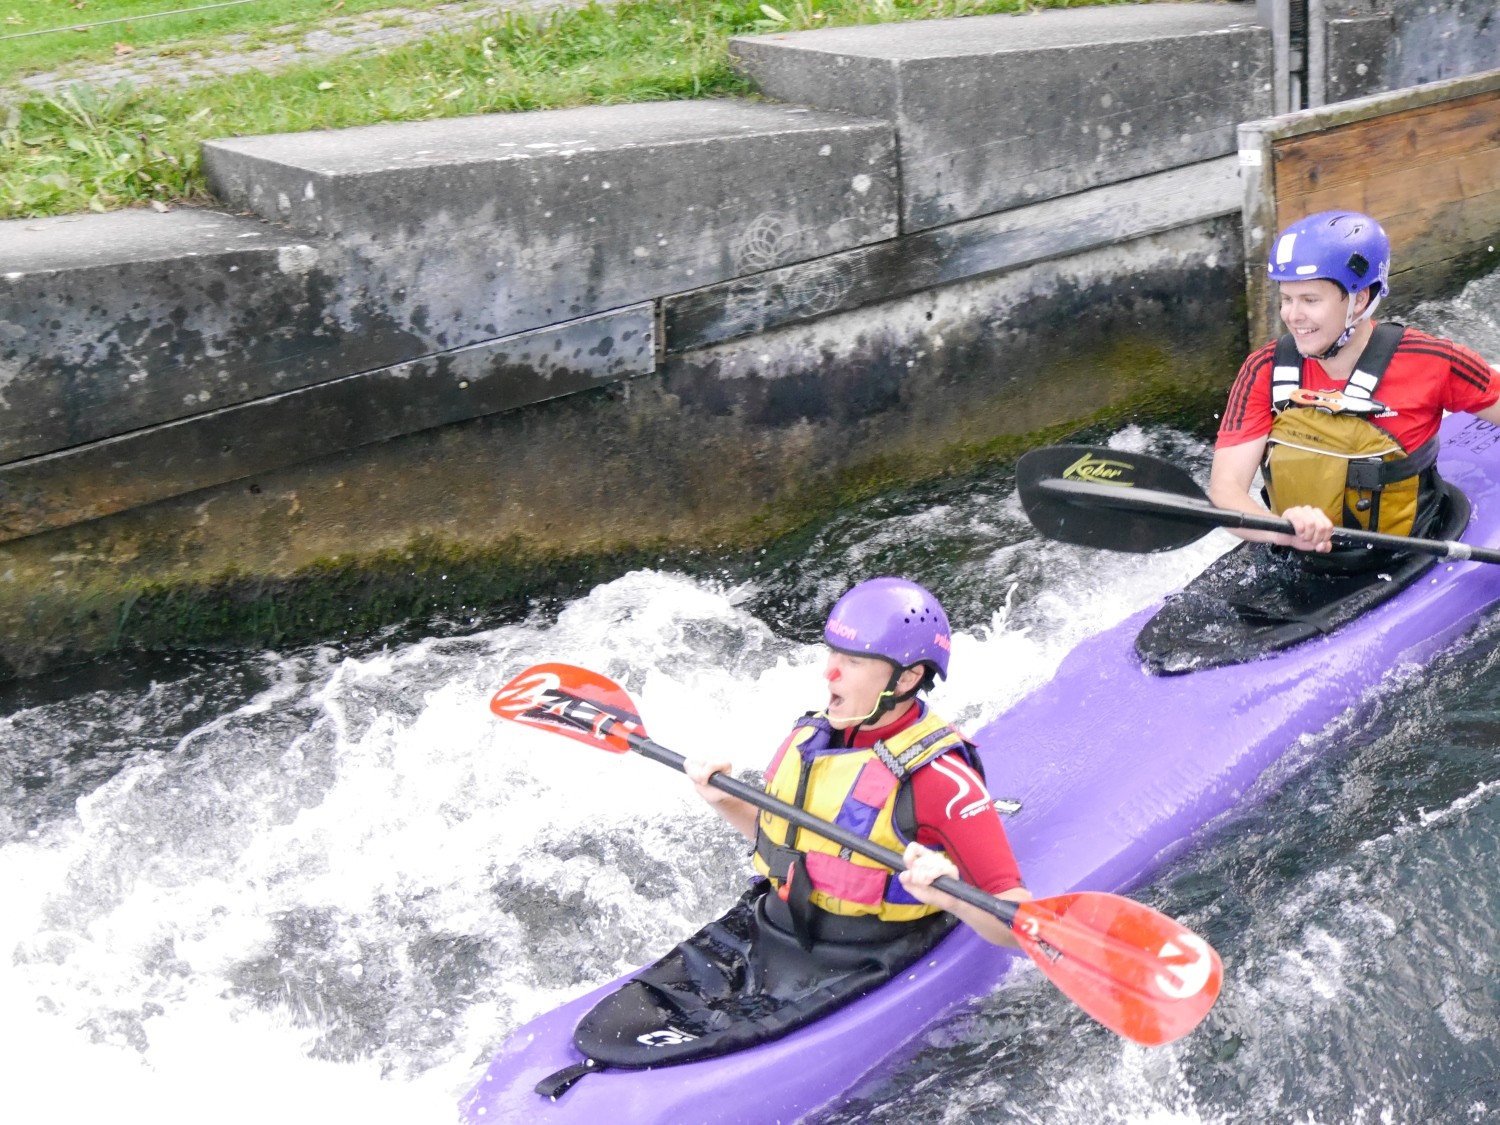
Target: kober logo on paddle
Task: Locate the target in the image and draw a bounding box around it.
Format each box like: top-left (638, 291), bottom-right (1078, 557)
top-left (1061, 452), bottom-right (1137, 486)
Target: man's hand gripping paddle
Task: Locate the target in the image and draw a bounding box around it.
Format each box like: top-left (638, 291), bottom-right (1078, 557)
top-left (1016, 443), bottom-right (1500, 562)
top-left (490, 662), bottom-right (1223, 1047)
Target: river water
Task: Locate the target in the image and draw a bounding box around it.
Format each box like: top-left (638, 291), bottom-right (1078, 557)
top-left (3, 272), bottom-right (1499, 1124)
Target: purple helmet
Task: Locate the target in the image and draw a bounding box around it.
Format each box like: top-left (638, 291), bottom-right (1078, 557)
top-left (1268, 210), bottom-right (1390, 298)
top-left (823, 577), bottom-right (952, 679)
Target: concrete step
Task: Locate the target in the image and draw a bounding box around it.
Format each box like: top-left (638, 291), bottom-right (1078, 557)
top-left (202, 98), bottom-right (898, 351)
top-left (664, 155), bottom-right (1242, 353)
top-left (731, 2), bottom-right (1270, 232)
top-left (0, 208), bottom-right (378, 465)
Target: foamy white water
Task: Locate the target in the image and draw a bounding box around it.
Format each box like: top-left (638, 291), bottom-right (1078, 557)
top-left (0, 430), bottom-right (1235, 1123)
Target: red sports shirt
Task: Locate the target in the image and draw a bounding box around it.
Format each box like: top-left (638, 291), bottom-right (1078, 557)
top-left (1218, 326), bottom-right (1499, 452)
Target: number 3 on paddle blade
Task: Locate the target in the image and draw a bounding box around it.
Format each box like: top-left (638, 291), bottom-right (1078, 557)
top-left (1012, 892), bottom-right (1222, 1047)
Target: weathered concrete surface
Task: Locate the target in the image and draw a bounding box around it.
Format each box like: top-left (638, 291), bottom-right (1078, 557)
top-left (1300, 0), bottom-right (1500, 109)
top-left (0, 216), bottom-right (1245, 679)
top-left (665, 155), bottom-right (1241, 351)
top-left (730, 3), bottom-right (1272, 231)
top-left (1385, 0), bottom-right (1500, 89)
top-left (0, 303), bottom-right (653, 540)
top-left (661, 219), bottom-right (1245, 490)
top-left (1325, 15), bottom-right (1395, 104)
top-left (0, 209), bottom-right (413, 462)
top-left (202, 98), bottom-right (898, 349)
top-left (4, 97), bottom-right (890, 543)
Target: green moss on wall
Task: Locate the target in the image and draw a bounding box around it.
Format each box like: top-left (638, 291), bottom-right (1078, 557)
top-left (102, 373), bottom-right (1225, 660)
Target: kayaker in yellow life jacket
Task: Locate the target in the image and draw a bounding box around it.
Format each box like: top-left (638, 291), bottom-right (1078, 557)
top-left (1209, 210), bottom-right (1500, 556)
top-left (685, 577), bottom-right (1030, 949)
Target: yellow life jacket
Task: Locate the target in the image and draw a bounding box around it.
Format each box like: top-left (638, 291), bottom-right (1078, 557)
top-left (751, 707), bottom-right (979, 923)
top-left (1263, 325), bottom-right (1438, 537)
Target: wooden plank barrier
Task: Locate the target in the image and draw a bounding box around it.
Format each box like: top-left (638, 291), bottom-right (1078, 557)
top-left (1239, 68), bottom-right (1500, 345)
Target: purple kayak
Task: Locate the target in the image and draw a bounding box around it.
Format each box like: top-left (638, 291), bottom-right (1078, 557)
top-left (460, 414), bottom-right (1500, 1124)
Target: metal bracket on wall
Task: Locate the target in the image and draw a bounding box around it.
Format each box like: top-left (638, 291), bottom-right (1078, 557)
top-left (1256, 0), bottom-right (1311, 113)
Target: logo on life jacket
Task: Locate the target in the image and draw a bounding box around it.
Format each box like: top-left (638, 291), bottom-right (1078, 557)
top-left (1288, 386), bottom-right (1394, 417)
top-left (1061, 453), bottom-right (1135, 485)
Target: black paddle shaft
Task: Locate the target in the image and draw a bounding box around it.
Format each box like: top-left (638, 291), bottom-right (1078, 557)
top-left (1020, 444), bottom-right (1500, 564)
top-left (556, 698), bottom-right (1020, 926)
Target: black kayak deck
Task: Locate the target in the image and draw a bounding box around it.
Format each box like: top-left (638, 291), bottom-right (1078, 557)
top-left (1135, 482), bottom-right (1471, 675)
top-left (568, 881), bottom-right (953, 1072)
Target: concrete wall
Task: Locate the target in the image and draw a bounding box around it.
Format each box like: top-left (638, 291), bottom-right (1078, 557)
top-left (1256, 0), bottom-right (1500, 110)
top-left (0, 0), bottom-right (1492, 678)
top-left (201, 99), bottom-right (899, 351)
top-left (730, 4), bottom-right (1269, 231)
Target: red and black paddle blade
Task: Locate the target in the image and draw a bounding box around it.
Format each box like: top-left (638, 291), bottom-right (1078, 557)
top-left (1012, 891), bottom-right (1222, 1046)
top-left (1017, 444), bottom-right (1215, 555)
top-left (489, 662), bottom-right (647, 753)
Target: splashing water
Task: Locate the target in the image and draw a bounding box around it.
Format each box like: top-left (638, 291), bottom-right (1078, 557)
top-left (2, 364), bottom-right (1498, 1124)
top-left (0, 427), bottom-right (1228, 1123)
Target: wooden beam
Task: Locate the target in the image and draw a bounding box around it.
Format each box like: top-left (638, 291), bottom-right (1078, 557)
top-left (1240, 67), bottom-right (1500, 344)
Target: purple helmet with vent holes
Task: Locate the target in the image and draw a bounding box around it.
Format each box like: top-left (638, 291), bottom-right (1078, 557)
top-left (1267, 210), bottom-right (1391, 298)
top-left (824, 577), bottom-right (952, 679)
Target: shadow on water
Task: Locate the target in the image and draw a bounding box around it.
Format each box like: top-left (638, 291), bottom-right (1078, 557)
top-left (0, 648), bottom-right (282, 842)
top-left (723, 425), bottom-right (1215, 644)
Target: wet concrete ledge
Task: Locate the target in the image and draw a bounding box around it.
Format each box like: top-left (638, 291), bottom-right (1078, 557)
top-left (0, 1), bottom-right (1465, 678)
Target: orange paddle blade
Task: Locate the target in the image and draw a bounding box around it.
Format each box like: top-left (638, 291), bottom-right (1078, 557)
top-left (489, 662), bottom-right (647, 753)
top-left (1013, 891), bottom-right (1222, 1046)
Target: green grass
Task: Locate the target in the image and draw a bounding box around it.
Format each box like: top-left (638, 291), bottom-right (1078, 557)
top-left (1, 0), bottom-right (1130, 219)
top-left (0, 0), bottom-right (448, 77)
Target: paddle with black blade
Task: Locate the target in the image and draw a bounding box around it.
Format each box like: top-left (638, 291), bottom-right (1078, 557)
top-left (489, 661), bottom-right (1223, 1048)
top-left (1016, 443), bottom-right (1500, 562)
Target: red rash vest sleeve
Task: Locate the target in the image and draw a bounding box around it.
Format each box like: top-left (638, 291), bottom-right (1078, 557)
top-left (908, 752), bottom-right (1024, 896)
top-left (850, 707), bottom-right (1025, 896)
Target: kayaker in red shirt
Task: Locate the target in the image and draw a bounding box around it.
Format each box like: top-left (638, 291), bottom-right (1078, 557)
top-left (1210, 210), bottom-right (1500, 557)
top-left (686, 577), bottom-right (1030, 949)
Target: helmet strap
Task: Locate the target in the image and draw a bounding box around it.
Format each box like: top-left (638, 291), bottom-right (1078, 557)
top-left (823, 666), bottom-right (918, 730)
top-left (1317, 288), bottom-right (1381, 360)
